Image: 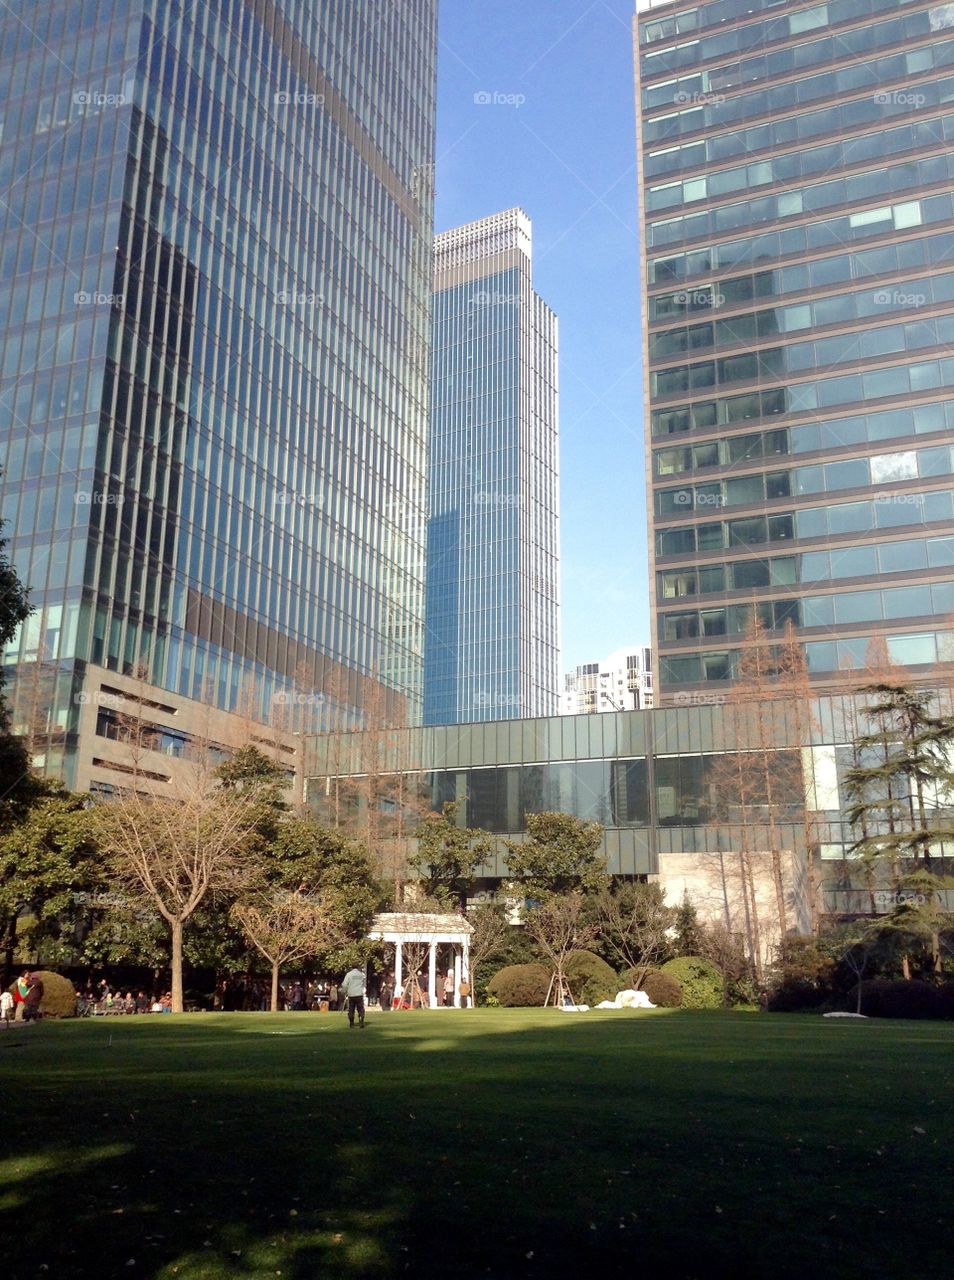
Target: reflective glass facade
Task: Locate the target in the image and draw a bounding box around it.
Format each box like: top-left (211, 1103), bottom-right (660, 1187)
top-left (636, 0), bottom-right (954, 695)
top-left (424, 209), bottom-right (559, 725)
top-left (0, 0), bottom-right (437, 783)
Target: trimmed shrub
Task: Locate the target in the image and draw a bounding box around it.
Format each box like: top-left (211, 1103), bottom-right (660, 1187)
top-left (7, 971), bottom-right (77, 1019)
top-left (769, 979), bottom-right (830, 1014)
top-left (486, 963), bottom-right (550, 1008)
top-left (565, 950), bottom-right (618, 1007)
top-left (848, 979), bottom-right (947, 1020)
top-left (640, 969), bottom-right (682, 1008)
top-left (661, 956), bottom-right (723, 1009)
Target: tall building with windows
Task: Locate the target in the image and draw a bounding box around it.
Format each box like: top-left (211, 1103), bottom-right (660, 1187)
top-left (423, 209), bottom-right (560, 725)
top-left (0, 0), bottom-right (437, 789)
top-left (637, 0), bottom-right (954, 701)
top-left (562, 645), bottom-right (654, 715)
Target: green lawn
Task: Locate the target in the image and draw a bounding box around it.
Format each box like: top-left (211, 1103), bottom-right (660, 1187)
top-left (1, 1009), bottom-right (952, 1279)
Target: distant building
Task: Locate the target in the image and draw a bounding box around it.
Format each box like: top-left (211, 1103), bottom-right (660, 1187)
top-left (562, 647), bottom-right (654, 715)
top-left (424, 209), bottom-right (560, 724)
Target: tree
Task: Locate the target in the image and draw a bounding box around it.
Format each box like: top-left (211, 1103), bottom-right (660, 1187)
top-left (699, 921), bottom-right (751, 1008)
top-left (524, 892), bottom-right (598, 1006)
top-left (844, 681), bottom-right (954, 874)
top-left (215, 744), bottom-right (291, 846)
top-left (0, 506), bottom-right (35, 819)
top-left (596, 882), bottom-right (672, 987)
top-left (231, 891), bottom-right (342, 1011)
top-left (0, 790), bottom-right (99, 982)
top-left (94, 764), bottom-right (267, 1011)
top-left (270, 818), bottom-right (383, 970)
top-left (466, 902), bottom-right (511, 1003)
top-left (505, 812), bottom-right (608, 898)
top-left (672, 890), bottom-right (703, 956)
top-left (409, 802), bottom-right (493, 909)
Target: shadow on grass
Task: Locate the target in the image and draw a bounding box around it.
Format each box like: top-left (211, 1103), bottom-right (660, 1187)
top-left (1, 1011), bottom-right (952, 1279)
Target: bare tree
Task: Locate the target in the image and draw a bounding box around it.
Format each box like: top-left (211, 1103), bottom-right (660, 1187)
top-left (596, 882), bottom-right (672, 988)
top-left (466, 903), bottom-right (511, 1001)
top-left (94, 763), bottom-right (265, 1011)
top-left (231, 891), bottom-right (341, 1012)
top-left (699, 920), bottom-right (750, 1009)
top-left (524, 893), bottom-right (598, 1007)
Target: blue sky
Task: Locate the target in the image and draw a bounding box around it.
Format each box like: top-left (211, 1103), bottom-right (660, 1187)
top-left (435, 0), bottom-right (649, 670)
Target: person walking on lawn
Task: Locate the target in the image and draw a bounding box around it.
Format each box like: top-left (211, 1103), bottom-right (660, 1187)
top-left (341, 965), bottom-right (366, 1029)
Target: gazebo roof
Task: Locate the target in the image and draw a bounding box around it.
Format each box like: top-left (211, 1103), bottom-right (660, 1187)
top-left (369, 911), bottom-right (473, 942)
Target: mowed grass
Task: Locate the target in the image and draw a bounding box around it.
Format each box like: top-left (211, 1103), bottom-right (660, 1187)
top-left (1, 1010), bottom-right (952, 1279)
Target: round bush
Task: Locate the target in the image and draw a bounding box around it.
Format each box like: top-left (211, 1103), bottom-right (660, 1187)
top-left (640, 969), bottom-right (682, 1008)
top-left (565, 950), bottom-right (618, 1007)
top-left (848, 979), bottom-right (946, 1020)
top-left (769, 979), bottom-right (829, 1014)
top-left (661, 956), bottom-right (723, 1009)
top-left (486, 963), bottom-right (550, 1008)
top-left (7, 971), bottom-right (77, 1018)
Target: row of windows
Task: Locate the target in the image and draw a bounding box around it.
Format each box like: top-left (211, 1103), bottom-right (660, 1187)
top-left (661, 580), bottom-right (954, 642)
top-left (655, 444), bottom-right (954, 516)
top-left (661, 631), bottom-right (949, 685)
top-left (650, 268), bottom-right (954, 362)
top-left (640, 0), bottom-right (916, 80)
top-left (653, 311), bottom-right (954, 400)
top-left (643, 4), bottom-right (938, 117)
top-left (655, 487), bottom-right (954, 557)
top-left (657, 532), bottom-right (954, 600)
top-left (646, 59), bottom-right (954, 183)
top-left (650, 199), bottom-right (954, 288)
top-left (649, 229), bottom-right (954, 322)
top-left (654, 402), bottom-right (954, 475)
top-left (655, 352), bottom-right (954, 441)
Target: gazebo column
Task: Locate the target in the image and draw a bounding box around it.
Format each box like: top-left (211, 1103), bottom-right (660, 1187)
top-left (428, 940), bottom-right (437, 1009)
top-left (462, 939), bottom-right (471, 1008)
top-left (394, 941), bottom-right (403, 1003)
top-left (453, 950), bottom-right (462, 1008)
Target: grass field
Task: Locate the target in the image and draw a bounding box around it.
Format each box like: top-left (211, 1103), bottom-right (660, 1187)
top-left (1, 1009), bottom-right (952, 1279)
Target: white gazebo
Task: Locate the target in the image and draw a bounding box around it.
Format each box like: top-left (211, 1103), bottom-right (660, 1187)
top-left (369, 912), bottom-right (473, 1008)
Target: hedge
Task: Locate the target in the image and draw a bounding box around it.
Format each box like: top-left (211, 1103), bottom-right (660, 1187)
top-left (661, 956), bottom-right (723, 1009)
top-left (565, 951), bottom-right (618, 1007)
top-left (486, 963), bottom-right (550, 1008)
top-left (640, 970), bottom-right (682, 1008)
top-left (848, 979), bottom-right (951, 1020)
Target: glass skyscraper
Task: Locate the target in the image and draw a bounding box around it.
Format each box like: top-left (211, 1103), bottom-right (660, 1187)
top-left (424, 209), bottom-right (560, 725)
top-left (637, 0), bottom-right (954, 699)
top-left (0, 0), bottom-right (437, 787)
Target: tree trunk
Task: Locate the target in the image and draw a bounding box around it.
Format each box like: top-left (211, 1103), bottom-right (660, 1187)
top-left (171, 919), bottom-right (184, 1013)
top-left (271, 961), bottom-right (280, 1012)
top-left (771, 849), bottom-right (787, 939)
top-left (856, 981), bottom-right (863, 1015)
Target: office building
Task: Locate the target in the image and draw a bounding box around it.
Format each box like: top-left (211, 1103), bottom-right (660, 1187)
top-left (423, 208), bottom-right (560, 725)
top-left (636, 0), bottom-right (954, 700)
top-left (0, 0), bottom-right (438, 789)
top-left (562, 645), bottom-right (654, 714)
